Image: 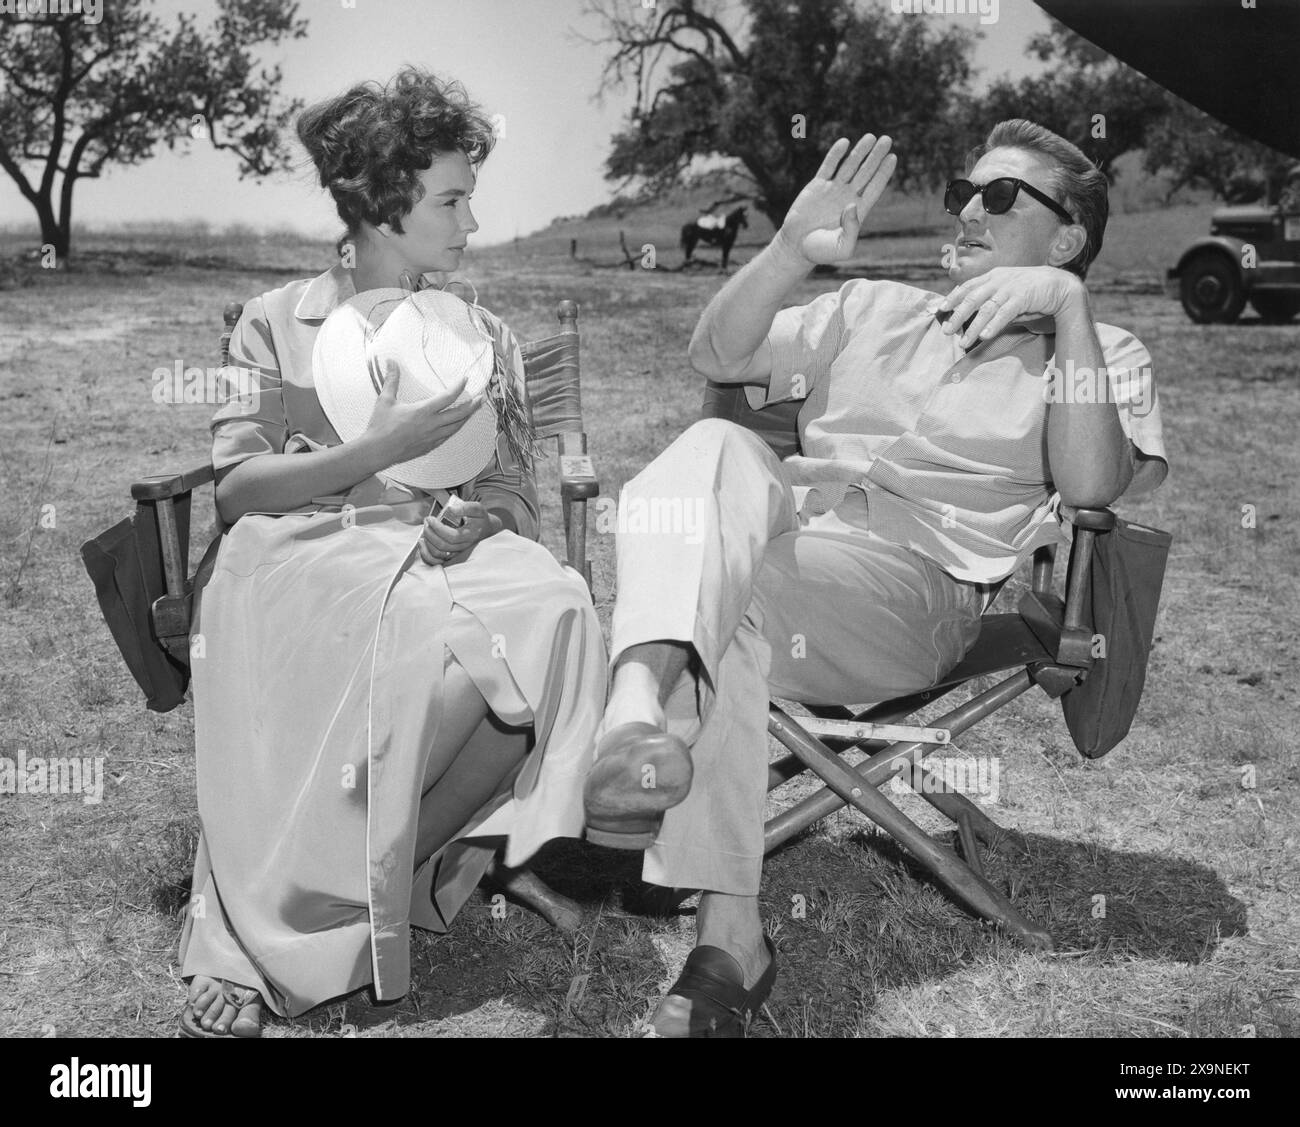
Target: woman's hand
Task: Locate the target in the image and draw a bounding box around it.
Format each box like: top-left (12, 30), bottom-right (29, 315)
top-left (939, 266), bottom-right (1087, 349)
top-left (776, 134), bottom-right (896, 266)
top-left (362, 360), bottom-right (484, 465)
top-left (418, 500), bottom-right (502, 566)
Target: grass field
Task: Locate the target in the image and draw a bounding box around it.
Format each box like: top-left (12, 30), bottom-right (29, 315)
top-left (1, 199), bottom-right (1297, 1039)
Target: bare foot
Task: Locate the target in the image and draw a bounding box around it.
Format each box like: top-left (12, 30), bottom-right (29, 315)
top-left (184, 975), bottom-right (263, 1038)
top-left (485, 862), bottom-right (583, 936)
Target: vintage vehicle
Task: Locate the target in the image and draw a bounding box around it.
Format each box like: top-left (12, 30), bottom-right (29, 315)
top-left (1167, 204), bottom-right (1300, 323)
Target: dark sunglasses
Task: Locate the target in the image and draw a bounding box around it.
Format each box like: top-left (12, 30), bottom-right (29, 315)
top-left (944, 177), bottom-right (1075, 224)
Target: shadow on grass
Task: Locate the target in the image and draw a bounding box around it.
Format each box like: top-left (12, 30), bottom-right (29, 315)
top-left (781, 825), bottom-right (1248, 964)
top-left (197, 840), bottom-right (676, 1038)
top-left (753, 826), bottom-right (1248, 1036)
top-left (144, 822), bottom-right (1246, 1037)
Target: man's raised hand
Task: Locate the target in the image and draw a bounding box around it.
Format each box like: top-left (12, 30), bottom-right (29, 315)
top-left (776, 134), bottom-right (896, 266)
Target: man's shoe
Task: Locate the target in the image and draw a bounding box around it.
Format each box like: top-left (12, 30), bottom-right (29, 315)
top-left (649, 936), bottom-right (778, 1038)
top-left (583, 722), bottom-right (693, 850)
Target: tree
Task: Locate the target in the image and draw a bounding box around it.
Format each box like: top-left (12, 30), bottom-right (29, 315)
top-left (1141, 96), bottom-right (1293, 205)
top-left (966, 19), bottom-right (1167, 181)
top-left (0, 0), bottom-right (307, 264)
top-left (587, 0), bottom-right (974, 227)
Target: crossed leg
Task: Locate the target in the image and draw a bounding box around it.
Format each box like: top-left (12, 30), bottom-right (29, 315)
top-left (590, 419), bottom-right (984, 1035)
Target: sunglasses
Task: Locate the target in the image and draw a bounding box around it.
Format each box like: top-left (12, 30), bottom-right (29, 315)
top-left (944, 177), bottom-right (1075, 224)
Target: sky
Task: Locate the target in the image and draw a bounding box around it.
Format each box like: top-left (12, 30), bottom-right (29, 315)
top-left (0, 0), bottom-right (1055, 247)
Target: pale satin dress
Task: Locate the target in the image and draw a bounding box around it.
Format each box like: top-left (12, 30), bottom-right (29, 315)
top-left (178, 265), bottom-right (606, 1017)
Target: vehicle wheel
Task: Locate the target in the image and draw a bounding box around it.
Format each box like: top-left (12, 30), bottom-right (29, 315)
top-left (1179, 252), bottom-right (1246, 323)
top-left (1248, 292), bottom-right (1300, 323)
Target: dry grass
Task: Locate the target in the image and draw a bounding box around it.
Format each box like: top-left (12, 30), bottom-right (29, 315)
top-left (0, 205), bottom-right (1297, 1038)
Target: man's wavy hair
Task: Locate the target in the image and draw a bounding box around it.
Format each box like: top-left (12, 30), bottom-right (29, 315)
top-left (966, 119), bottom-right (1109, 279)
top-left (297, 67), bottom-right (496, 250)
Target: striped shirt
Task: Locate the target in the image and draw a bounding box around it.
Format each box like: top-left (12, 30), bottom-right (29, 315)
top-left (744, 278), bottom-right (1168, 583)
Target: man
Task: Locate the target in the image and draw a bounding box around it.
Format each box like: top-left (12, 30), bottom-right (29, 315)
top-left (583, 120), bottom-right (1168, 1037)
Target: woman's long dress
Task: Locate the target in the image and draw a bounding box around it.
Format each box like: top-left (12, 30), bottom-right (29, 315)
top-left (177, 266), bottom-right (606, 1017)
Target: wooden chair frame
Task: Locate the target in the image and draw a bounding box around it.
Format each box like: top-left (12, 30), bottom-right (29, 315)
top-left (699, 386), bottom-right (1152, 952)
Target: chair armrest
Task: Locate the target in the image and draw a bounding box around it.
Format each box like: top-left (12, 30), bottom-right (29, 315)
top-left (131, 464), bottom-right (215, 502)
top-left (556, 450), bottom-right (597, 592)
top-left (1061, 504), bottom-right (1116, 532)
top-left (559, 453), bottom-right (599, 501)
top-left (1057, 505), bottom-right (1118, 662)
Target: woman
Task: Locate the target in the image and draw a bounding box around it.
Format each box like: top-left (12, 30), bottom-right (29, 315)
top-left (178, 68), bottom-right (606, 1037)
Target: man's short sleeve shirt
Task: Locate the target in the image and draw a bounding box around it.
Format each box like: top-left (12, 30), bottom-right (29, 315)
top-left (744, 278), bottom-right (1168, 583)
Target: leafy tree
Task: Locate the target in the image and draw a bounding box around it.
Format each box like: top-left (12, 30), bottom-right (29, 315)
top-left (587, 0), bottom-right (974, 227)
top-left (0, 0), bottom-right (307, 264)
top-left (965, 19), bottom-right (1167, 181)
top-left (1141, 96), bottom-right (1293, 205)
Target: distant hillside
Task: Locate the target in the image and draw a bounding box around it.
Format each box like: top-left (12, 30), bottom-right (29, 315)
top-left (0, 150), bottom-right (1217, 289)
top-left (511, 179), bottom-right (951, 273)
top-left (500, 150), bottom-right (1217, 287)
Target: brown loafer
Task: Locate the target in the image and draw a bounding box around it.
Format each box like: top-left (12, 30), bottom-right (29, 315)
top-left (583, 722), bottom-right (693, 850)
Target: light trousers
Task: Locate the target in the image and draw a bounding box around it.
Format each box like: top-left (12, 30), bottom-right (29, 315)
top-left (610, 419), bottom-right (986, 896)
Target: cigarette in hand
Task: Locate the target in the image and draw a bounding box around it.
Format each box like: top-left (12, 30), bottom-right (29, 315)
top-left (438, 496), bottom-right (466, 528)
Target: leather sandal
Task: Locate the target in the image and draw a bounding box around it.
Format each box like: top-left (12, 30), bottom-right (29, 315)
top-left (652, 935), bottom-right (778, 1038)
top-left (179, 981), bottom-right (263, 1039)
top-left (583, 722), bottom-right (693, 850)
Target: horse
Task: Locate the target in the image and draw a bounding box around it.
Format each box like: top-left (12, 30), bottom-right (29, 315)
top-left (681, 205), bottom-right (748, 271)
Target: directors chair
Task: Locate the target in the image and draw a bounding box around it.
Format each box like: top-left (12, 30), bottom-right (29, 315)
top-left (82, 299), bottom-right (600, 716)
top-left (702, 381), bottom-right (1173, 951)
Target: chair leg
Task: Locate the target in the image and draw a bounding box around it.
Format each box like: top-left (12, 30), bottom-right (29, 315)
top-left (907, 761), bottom-right (1019, 853)
top-left (953, 812), bottom-right (986, 880)
top-left (765, 671), bottom-right (1035, 850)
top-left (905, 760), bottom-right (1037, 876)
top-left (765, 701), bottom-right (1053, 951)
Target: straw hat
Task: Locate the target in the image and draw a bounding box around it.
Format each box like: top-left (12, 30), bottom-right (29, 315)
top-left (312, 287), bottom-right (499, 490)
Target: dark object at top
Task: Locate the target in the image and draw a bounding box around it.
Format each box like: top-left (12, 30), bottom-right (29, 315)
top-left (1036, 0), bottom-right (1300, 160)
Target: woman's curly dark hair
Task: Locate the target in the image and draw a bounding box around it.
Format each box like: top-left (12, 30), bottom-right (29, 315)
top-left (297, 67), bottom-right (496, 245)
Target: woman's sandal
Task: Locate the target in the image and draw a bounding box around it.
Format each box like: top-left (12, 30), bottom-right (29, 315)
top-left (179, 981), bottom-right (264, 1039)
top-left (649, 935), bottom-right (778, 1038)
